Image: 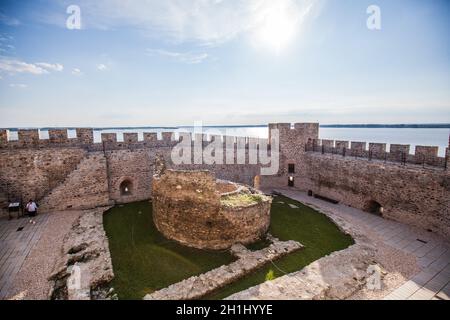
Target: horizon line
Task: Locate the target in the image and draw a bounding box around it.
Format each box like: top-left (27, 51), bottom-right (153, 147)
top-left (2, 123), bottom-right (450, 131)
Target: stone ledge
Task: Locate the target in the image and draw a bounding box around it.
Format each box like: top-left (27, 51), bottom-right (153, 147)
top-left (143, 238), bottom-right (303, 300)
top-left (225, 243), bottom-right (374, 300)
top-left (48, 207), bottom-right (115, 300)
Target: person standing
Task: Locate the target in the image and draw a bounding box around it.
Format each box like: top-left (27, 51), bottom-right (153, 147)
top-left (26, 199), bottom-right (38, 217)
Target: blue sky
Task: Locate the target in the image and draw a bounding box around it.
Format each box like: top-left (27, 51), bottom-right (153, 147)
top-left (0, 0), bottom-right (449, 127)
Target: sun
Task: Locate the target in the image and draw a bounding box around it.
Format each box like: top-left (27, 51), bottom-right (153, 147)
top-left (254, 1), bottom-right (311, 54)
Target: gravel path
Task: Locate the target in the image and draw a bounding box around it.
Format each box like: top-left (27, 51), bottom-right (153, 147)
top-left (6, 210), bottom-right (83, 300)
top-left (271, 189), bottom-right (449, 300)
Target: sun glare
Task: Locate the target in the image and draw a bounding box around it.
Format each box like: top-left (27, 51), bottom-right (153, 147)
top-left (254, 1), bottom-right (312, 54)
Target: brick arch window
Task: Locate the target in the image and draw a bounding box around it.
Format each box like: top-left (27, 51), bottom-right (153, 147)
top-left (120, 179), bottom-right (133, 196)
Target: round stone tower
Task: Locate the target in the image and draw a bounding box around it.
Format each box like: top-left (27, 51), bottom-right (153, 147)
top-left (151, 169), bottom-right (272, 250)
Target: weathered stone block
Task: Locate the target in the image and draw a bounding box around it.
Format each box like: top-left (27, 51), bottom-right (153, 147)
top-left (369, 143), bottom-right (387, 159)
top-left (294, 123), bottom-right (319, 138)
top-left (123, 133), bottom-right (138, 143)
top-left (101, 133), bottom-right (117, 143)
top-left (143, 132), bottom-right (157, 142)
top-left (49, 129), bottom-right (68, 144)
top-left (18, 129), bottom-right (39, 146)
top-left (415, 146), bottom-right (439, 165)
top-left (162, 132), bottom-right (174, 141)
top-left (76, 128), bottom-right (94, 144)
top-left (351, 142), bottom-right (366, 157)
top-left (389, 144), bottom-right (410, 162)
top-left (335, 141), bottom-right (349, 154)
top-left (322, 139), bottom-right (334, 153)
top-left (0, 129), bottom-right (7, 147)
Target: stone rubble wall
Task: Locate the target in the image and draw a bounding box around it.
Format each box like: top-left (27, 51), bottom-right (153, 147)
top-left (0, 148), bottom-right (87, 213)
top-left (49, 207), bottom-right (115, 300)
top-left (225, 243), bottom-right (374, 300)
top-left (259, 123), bottom-right (450, 239)
top-left (38, 152), bottom-right (111, 212)
top-left (144, 239), bottom-right (303, 300)
top-left (302, 153), bottom-right (450, 238)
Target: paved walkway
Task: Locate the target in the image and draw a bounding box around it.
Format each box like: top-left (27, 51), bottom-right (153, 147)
top-left (0, 214), bottom-right (49, 299)
top-left (274, 189), bottom-right (450, 300)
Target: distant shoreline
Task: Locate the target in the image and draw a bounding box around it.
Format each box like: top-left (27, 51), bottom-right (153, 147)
top-left (2, 124), bottom-right (450, 131)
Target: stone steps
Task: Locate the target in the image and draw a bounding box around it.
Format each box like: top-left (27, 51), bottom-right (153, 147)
top-left (39, 152), bottom-right (110, 212)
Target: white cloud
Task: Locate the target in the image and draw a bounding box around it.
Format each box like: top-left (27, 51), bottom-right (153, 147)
top-left (51, 0), bottom-right (320, 46)
top-left (0, 58), bottom-right (64, 76)
top-left (71, 68), bottom-right (83, 76)
top-left (96, 64), bottom-right (108, 71)
top-left (36, 62), bottom-right (64, 72)
top-left (0, 58), bottom-right (48, 75)
top-left (146, 49), bottom-right (208, 64)
top-left (9, 83), bottom-right (27, 88)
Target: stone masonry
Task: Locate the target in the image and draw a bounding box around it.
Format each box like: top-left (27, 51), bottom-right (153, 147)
top-left (152, 169), bottom-right (272, 250)
top-left (144, 238), bottom-right (303, 300)
top-left (0, 124), bottom-right (449, 238)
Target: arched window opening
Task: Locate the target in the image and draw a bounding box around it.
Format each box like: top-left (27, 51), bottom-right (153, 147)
top-left (120, 180), bottom-right (133, 196)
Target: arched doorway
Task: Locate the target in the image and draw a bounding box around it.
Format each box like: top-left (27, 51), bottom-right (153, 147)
top-left (364, 200), bottom-right (383, 216)
top-left (120, 179), bottom-right (133, 196)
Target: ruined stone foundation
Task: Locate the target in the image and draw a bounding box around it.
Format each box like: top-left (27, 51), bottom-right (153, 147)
top-left (152, 169), bottom-right (272, 250)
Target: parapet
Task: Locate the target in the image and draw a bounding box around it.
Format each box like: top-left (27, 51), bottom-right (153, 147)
top-left (123, 133), bottom-right (138, 143)
top-left (269, 122), bottom-right (319, 142)
top-left (18, 129), bottom-right (40, 146)
top-left (0, 128), bottom-right (271, 158)
top-left (0, 129), bottom-right (7, 147)
top-left (49, 129), bottom-right (68, 144)
top-left (307, 138), bottom-right (447, 168)
top-left (76, 128), bottom-right (94, 144)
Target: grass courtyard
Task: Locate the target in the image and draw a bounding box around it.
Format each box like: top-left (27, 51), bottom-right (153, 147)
top-left (103, 196), bottom-right (354, 300)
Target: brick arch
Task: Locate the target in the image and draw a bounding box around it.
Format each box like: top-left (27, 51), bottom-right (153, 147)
top-left (118, 177), bottom-right (134, 196)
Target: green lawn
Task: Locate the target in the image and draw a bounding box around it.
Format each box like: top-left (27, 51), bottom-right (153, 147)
top-left (103, 196), bottom-right (354, 300)
top-left (103, 201), bottom-right (235, 300)
top-left (203, 196), bottom-right (354, 299)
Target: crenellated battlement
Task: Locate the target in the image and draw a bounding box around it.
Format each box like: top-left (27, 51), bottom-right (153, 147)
top-left (268, 122), bottom-right (319, 141)
top-left (0, 128), bottom-right (271, 155)
top-left (307, 138), bottom-right (448, 168)
top-left (0, 125), bottom-right (447, 170)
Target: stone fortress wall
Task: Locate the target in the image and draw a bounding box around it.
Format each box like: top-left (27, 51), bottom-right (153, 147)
top-left (260, 124), bottom-right (450, 239)
top-left (0, 124), bottom-right (449, 238)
